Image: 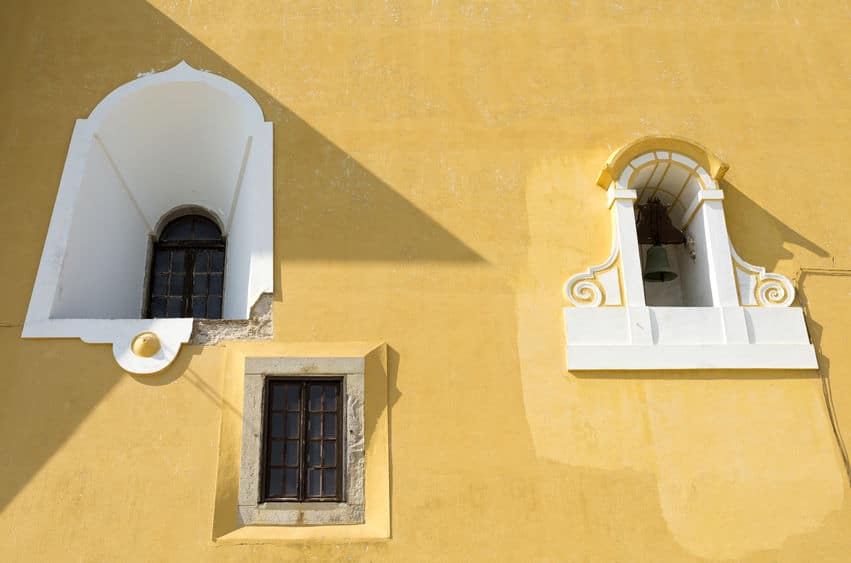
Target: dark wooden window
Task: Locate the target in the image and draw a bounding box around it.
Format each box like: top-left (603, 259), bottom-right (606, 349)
top-left (147, 214), bottom-right (225, 319)
top-left (262, 378), bottom-right (343, 502)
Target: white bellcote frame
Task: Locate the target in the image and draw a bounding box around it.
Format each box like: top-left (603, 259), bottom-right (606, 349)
top-left (23, 62), bottom-right (273, 374)
top-left (564, 136), bottom-right (816, 371)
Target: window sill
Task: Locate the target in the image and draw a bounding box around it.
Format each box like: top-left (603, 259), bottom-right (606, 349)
top-left (22, 293), bottom-right (272, 374)
top-left (564, 306), bottom-right (818, 371)
top-left (239, 501), bottom-right (365, 526)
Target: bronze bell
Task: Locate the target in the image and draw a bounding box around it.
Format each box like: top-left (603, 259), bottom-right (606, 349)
top-left (636, 198), bottom-right (685, 283)
top-left (643, 245), bottom-right (678, 282)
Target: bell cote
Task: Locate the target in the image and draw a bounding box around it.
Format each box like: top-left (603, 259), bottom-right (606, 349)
top-left (563, 136), bottom-right (816, 371)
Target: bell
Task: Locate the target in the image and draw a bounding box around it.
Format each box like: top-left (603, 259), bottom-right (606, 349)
top-left (643, 244), bottom-right (678, 282)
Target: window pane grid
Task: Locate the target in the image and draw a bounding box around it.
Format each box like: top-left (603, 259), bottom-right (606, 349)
top-left (147, 215), bottom-right (224, 319)
top-left (262, 379), bottom-right (342, 503)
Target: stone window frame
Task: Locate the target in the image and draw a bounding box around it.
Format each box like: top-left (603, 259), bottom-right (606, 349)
top-left (239, 357), bottom-right (365, 526)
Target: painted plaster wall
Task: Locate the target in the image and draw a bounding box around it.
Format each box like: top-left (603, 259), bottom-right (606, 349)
top-left (1, 1), bottom-right (851, 561)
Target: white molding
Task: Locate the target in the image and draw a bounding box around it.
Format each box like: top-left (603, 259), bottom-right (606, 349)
top-left (22, 318), bottom-right (193, 373)
top-left (563, 232), bottom-right (621, 307)
top-left (730, 244), bottom-right (795, 306)
top-left (22, 62), bottom-right (273, 374)
top-left (567, 344), bottom-right (817, 370)
top-left (563, 144), bottom-right (813, 371)
top-left (564, 306), bottom-right (817, 370)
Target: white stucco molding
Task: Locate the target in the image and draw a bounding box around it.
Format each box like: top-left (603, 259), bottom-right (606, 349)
top-left (22, 62), bottom-right (273, 374)
top-left (730, 245), bottom-right (795, 307)
top-left (563, 136), bottom-right (816, 371)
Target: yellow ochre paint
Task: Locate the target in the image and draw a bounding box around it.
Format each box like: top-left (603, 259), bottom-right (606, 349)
top-left (1, 1), bottom-right (851, 561)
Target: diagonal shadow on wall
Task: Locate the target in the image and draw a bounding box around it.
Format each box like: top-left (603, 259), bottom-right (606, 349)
top-left (0, 0), bottom-right (477, 513)
top-left (720, 179), bottom-right (828, 271)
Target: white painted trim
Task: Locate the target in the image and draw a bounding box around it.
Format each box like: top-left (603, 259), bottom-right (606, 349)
top-left (606, 187), bottom-right (637, 209)
top-left (563, 145), bottom-right (811, 371)
top-left (564, 306), bottom-right (817, 370)
top-left (566, 344), bottom-right (817, 370)
top-left (563, 227), bottom-right (620, 307)
top-left (730, 244), bottom-right (795, 306)
top-left (22, 62), bottom-right (273, 374)
top-left (88, 61), bottom-right (265, 126)
top-left (22, 318), bottom-right (193, 374)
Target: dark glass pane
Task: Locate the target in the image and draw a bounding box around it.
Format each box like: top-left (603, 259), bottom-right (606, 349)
top-left (162, 217), bottom-right (191, 240)
top-left (271, 385), bottom-right (286, 410)
top-left (323, 385), bottom-right (337, 410)
top-left (286, 385), bottom-right (300, 410)
top-left (284, 441), bottom-right (299, 466)
top-left (270, 413), bottom-right (284, 438)
top-left (149, 215), bottom-right (224, 321)
top-left (194, 251), bottom-right (209, 273)
top-left (168, 274), bottom-right (185, 295)
top-left (283, 469), bottom-right (298, 497)
top-left (211, 250), bottom-right (225, 271)
top-left (194, 217), bottom-right (221, 240)
top-left (153, 251), bottom-right (169, 273)
top-left (193, 274), bottom-right (208, 293)
top-left (209, 275), bottom-right (223, 295)
top-left (323, 469), bottom-right (336, 496)
top-left (150, 297), bottom-right (166, 317)
top-left (152, 274), bottom-right (168, 294)
top-left (269, 441), bottom-right (284, 465)
top-left (324, 441), bottom-right (336, 466)
top-left (308, 414), bottom-right (322, 439)
top-left (166, 298), bottom-right (182, 316)
top-left (191, 296), bottom-right (205, 317)
top-left (206, 297), bottom-right (222, 319)
top-left (285, 413), bottom-right (299, 438)
top-left (307, 469), bottom-right (321, 497)
top-left (171, 250), bottom-right (185, 272)
top-left (309, 385), bottom-right (322, 411)
top-left (323, 414), bottom-right (336, 438)
top-left (308, 441), bottom-right (321, 467)
top-left (266, 469), bottom-right (283, 498)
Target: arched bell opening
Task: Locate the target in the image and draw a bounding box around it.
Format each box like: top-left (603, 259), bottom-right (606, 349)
top-left (635, 199), bottom-right (687, 305)
top-left (624, 151), bottom-right (718, 307)
top-left (563, 136), bottom-right (815, 371)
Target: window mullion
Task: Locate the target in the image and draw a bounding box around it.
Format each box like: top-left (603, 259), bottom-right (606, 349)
top-left (337, 384), bottom-right (344, 500)
top-left (183, 249), bottom-right (195, 317)
top-left (298, 382), bottom-right (307, 502)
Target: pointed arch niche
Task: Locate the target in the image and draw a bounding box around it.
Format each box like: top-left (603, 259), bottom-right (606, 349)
top-left (563, 136), bottom-right (816, 371)
top-left (22, 63), bottom-right (273, 374)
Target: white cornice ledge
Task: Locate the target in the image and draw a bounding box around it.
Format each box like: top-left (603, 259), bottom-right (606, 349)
top-left (564, 306), bottom-right (818, 371)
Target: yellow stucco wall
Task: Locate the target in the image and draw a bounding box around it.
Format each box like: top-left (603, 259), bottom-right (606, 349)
top-left (2, 1), bottom-right (851, 561)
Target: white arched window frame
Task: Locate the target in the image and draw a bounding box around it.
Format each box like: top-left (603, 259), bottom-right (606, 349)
top-left (563, 136), bottom-right (816, 371)
top-left (23, 62), bottom-right (273, 374)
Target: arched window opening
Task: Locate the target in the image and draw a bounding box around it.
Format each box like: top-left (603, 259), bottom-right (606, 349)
top-left (148, 214), bottom-right (225, 319)
top-left (22, 62), bottom-right (273, 373)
